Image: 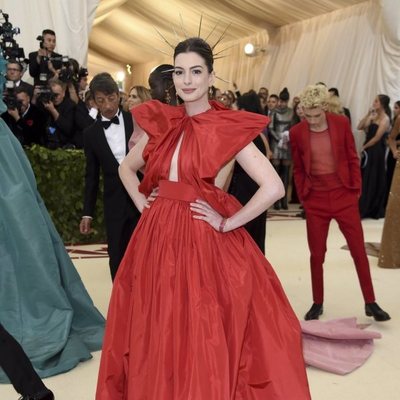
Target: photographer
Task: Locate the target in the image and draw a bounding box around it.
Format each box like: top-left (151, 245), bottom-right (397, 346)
top-left (37, 78), bottom-right (75, 149)
top-left (2, 86), bottom-right (46, 146)
top-left (74, 70), bottom-right (95, 148)
top-left (6, 59), bottom-right (33, 97)
top-left (28, 29), bottom-right (62, 85)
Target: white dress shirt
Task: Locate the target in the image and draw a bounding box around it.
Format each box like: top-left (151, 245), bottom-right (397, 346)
top-left (101, 111), bottom-right (126, 164)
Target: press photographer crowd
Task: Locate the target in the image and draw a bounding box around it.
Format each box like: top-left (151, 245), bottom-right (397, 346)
top-left (1, 11), bottom-right (94, 150)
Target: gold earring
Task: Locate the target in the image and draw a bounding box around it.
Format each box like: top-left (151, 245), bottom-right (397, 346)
top-left (165, 89), bottom-right (171, 105)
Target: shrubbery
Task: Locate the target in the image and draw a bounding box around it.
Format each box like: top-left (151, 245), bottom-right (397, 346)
top-left (26, 145), bottom-right (106, 244)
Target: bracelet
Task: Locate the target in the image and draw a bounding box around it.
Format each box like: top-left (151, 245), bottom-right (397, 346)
top-left (219, 217), bottom-right (227, 233)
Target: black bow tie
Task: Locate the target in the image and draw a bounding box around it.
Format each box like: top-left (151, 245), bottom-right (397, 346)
top-left (102, 115), bottom-right (120, 130)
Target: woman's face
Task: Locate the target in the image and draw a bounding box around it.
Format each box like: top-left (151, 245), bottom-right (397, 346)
top-left (296, 105), bottom-right (304, 119)
top-left (278, 99), bottom-right (288, 109)
top-left (173, 51), bottom-right (213, 104)
top-left (373, 97), bottom-right (381, 111)
top-left (394, 102), bottom-right (400, 118)
top-left (127, 88), bottom-right (142, 110)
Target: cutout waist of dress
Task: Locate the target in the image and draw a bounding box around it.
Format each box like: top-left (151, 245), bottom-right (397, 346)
top-left (158, 180), bottom-right (198, 202)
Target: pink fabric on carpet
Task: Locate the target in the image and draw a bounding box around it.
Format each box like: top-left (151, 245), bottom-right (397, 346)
top-left (301, 318), bottom-right (381, 375)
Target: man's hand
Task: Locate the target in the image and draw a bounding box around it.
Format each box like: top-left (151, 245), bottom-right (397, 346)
top-left (7, 107), bottom-right (20, 121)
top-left (38, 48), bottom-right (48, 57)
top-left (43, 101), bottom-right (56, 112)
top-left (79, 217), bottom-right (92, 235)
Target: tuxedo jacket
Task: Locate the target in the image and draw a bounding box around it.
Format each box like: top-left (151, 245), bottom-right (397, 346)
top-left (289, 112), bottom-right (361, 202)
top-left (82, 110), bottom-right (138, 225)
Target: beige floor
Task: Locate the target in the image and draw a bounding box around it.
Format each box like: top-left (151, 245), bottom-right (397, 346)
top-left (1, 216), bottom-right (399, 400)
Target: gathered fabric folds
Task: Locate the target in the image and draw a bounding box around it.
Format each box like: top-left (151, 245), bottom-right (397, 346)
top-left (301, 318), bottom-right (381, 375)
top-left (96, 100), bottom-right (311, 399)
top-left (0, 120), bottom-right (105, 381)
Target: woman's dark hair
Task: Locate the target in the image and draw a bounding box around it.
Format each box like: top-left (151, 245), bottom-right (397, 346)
top-left (291, 102), bottom-right (301, 125)
top-left (68, 58), bottom-right (80, 75)
top-left (148, 64), bottom-right (178, 105)
top-left (279, 87), bottom-right (290, 102)
top-left (173, 37), bottom-right (214, 73)
top-left (395, 100), bottom-right (400, 108)
top-left (237, 90), bottom-right (263, 114)
top-left (378, 94), bottom-right (391, 122)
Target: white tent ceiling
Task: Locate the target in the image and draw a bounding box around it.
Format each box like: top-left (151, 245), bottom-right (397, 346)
top-left (88, 0), bottom-right (367, 78)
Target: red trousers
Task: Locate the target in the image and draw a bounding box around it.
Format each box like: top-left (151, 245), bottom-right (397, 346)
top-left (303, 187), bottom-right (375, 304)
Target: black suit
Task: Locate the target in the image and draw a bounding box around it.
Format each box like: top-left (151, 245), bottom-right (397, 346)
top-left (83, 111), bottom-right (140, 280)
top-left (28, 51), bottom-right (62, 86)
top-left (2, 104), bottom-right (46, 146)
top-left (74, 100), bottom-right (95, 149)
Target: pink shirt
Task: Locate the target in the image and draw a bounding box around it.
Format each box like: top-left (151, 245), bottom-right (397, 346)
top-left (310, 129), bottom-right (342, 191)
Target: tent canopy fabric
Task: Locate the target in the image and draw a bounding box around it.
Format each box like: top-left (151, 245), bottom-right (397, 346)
top-left (88, 0), bottom-right (367, 76)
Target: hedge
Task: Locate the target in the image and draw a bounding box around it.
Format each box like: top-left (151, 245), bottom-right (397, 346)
top-left (25, 145), bottom-right (106, 244)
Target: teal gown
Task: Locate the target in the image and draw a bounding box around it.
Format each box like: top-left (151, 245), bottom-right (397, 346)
top-left (0, 119), bottom-right (105, 381)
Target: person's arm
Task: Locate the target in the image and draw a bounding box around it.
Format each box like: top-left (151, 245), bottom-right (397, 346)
top-left (289, 129), bottom-right (306, 203)
top-left (191, 141), bottom-right (284, 232)
top-left (260, 131), bottom-right (272, 159)
top-left (52, 101), bottom-right (75, 139)
top-left (43, 101), bottom-right (60, 121)
top-left (80, 133), bottom-right (100, 234)
top-left (388, 117), bottom-right (400, 159)
top-left (67, 82), bottom-right (79, 104)
top-left (118, 125), bottom-right (149, 213)
top-left (344, 119), bottom-right (362, 193)
top-left (362, 115), bottom-right (389, 150)
top-left (357, 109), bottom-right (374, 131)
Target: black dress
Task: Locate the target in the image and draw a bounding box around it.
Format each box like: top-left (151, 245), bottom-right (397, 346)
top-left (228, 135), bottom-right (267, 252)
top-left (359, 123), bottom-right (386, 219)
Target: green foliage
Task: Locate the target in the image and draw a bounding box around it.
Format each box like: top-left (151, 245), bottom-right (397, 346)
top-left (25, 145), bottom-right (106, 244)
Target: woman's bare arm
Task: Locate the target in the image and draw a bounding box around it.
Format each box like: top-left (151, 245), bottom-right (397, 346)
top-left (388, 117), bottom-right (400, 159)
top-left (224, 141), bottom-right (284, 231)
top-left (119, 127), bottom-right (148, 213)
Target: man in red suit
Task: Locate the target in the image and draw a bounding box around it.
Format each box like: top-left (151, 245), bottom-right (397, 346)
top-left (290, 84), bottom-right (390, 321)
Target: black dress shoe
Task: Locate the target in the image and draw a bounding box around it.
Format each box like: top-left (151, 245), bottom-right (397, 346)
top-left (19, 390), bottom-right (54, 400)
top-left (273, 202), bottom-right (281, 210)
top-left (365, 302), bottom-right (391, 321)
top-left (304, 303), bottom-right (323, 320)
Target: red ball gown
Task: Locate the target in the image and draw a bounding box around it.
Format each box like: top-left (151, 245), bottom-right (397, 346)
top-left (96, 100), bottom-right (311, 399)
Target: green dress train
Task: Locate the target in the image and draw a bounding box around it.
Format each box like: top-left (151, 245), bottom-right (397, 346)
top-left (0, 119), bottom-right (105, 382)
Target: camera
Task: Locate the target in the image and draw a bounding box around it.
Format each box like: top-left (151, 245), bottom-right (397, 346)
top-left (0, 10), bottom-right (25, 61)
top-left (58, 56), bottom-right (78, 83)
top-left (35, 73), bottom-right (55, 104)
top-left (3, 80), bottom-right (22, 111)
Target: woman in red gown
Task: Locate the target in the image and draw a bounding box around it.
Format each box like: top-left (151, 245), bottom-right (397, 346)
top-left (96, 38), bottom-right (311, 399)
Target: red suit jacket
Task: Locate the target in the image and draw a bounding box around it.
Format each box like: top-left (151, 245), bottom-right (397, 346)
top-left (289, 112), bottom-right (361, 202)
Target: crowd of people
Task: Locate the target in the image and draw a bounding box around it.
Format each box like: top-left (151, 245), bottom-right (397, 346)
top-left (1, 25), bottom-right (399, 400)
top-left (2, 29), bottom-right (93, 149)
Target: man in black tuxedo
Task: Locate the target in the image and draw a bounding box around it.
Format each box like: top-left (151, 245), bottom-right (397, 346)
top-left (6, 59), bottom-right (34, 98)
top-left (29, 29), bottom-right (62, 86)
top-left (0, 323), bottom-right (54, 400)
top-left (2, 86), bottom-right (47, 146)
top-left (80, 73), bottom-right (140, 280)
